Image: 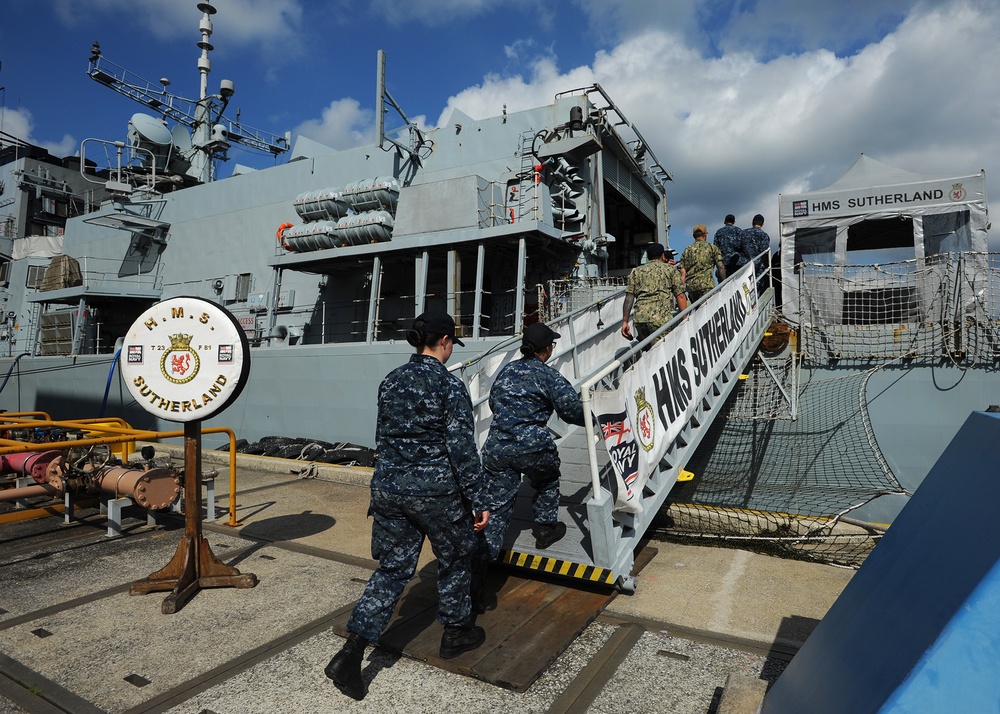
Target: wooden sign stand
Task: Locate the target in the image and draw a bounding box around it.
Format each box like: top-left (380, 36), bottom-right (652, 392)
top-left (121, 297), bottom-right (256, 613)
top-left (130, 420), bottom-right (257, 613)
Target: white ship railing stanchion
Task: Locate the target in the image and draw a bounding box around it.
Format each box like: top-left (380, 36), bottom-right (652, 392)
top-left (581, 360), bottom-right (620, 572)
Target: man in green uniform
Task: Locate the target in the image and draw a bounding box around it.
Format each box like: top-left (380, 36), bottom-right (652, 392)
top-left (681, 224), bottom-right (726, 303)
top-left (622, 243), bottom-right (688, 342)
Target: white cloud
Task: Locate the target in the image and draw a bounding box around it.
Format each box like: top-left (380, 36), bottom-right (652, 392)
top-left (431, 0), bottom-right (1000, 250)
top-left (294, 98), bottom-right (375, 150)
top-left (434, 57), bottom-right (598, 127)
top-left (0, 106), bottom-right (77, 158)
top-left (368, 0), bottom-right (548, 26)
top-left (51, 0), bottom-right (303, 46)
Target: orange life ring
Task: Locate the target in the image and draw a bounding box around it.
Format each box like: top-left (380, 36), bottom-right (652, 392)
top-left (276, 222), bottom-right (294, 251)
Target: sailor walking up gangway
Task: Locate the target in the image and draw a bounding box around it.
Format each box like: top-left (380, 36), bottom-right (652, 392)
top-left (455, 261), bottom-right (774, 591)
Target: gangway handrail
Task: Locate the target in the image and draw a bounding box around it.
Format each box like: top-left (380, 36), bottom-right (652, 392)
top-left (448, 262), bottom-right (774, 590)
top-left (581, 269), bottom-right (775, 589)
top-left (578, 249), bottom-right (771, 497)
top-left (451, 287), bottom-right (626, 413)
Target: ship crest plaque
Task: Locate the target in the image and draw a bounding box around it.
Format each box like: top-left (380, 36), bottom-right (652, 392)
top-left (121, 296), bottom-right (250, 422)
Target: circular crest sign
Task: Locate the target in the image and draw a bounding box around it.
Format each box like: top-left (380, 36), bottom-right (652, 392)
top-left (120, 296), bottom-right (250, 422)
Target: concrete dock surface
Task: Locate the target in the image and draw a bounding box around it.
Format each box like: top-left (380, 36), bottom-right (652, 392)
top-left (0, 449), bottom-right (854, 713)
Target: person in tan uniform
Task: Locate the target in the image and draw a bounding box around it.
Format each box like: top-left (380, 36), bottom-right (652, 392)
top-left (681, 224), bottom-right (726, 303)
top-left (622, 243), bottom-right (688, 342)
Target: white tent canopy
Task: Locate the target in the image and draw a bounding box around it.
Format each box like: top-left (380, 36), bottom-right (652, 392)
top-left (778, 154), bottom-right (988, 323)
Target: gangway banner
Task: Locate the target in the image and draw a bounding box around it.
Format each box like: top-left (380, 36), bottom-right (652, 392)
top-left (593, 263), bottom-right (759, 513)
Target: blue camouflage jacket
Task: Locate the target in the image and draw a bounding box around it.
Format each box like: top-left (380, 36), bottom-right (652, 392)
top-left (740, 226), bottom-right (771, 274)
top-left (484, 355), bottom-right (585, 456)
top-left (714, 224), bottom-right (745, 268)
top-left (372, 353), bottom-right (486, 509)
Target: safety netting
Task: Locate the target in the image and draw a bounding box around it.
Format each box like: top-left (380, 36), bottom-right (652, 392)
top-left (656, 254), bottom-right (1000, 567)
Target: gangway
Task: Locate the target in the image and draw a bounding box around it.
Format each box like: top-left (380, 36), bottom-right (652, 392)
top-left (455, 263), bottom-right (775, 591)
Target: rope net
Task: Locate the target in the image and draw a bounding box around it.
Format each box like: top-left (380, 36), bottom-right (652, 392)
top-left (658, 254), bottom-right (1000, 567)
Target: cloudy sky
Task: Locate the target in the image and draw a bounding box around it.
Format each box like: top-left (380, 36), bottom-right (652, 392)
top-left (1, 0), bottom-right (997, 253)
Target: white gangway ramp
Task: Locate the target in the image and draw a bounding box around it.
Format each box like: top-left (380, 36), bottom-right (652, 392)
top-left (454, 263), bottom-right (774, 592)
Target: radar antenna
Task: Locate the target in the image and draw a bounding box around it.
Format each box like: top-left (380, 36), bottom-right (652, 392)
top-left (87, 2), bottom-right (290, 183)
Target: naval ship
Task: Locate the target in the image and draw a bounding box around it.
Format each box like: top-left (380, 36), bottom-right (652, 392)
top-left (0, 2), bottom-right (994, 550)
top-left (0, 3), bottom-right (658, 449)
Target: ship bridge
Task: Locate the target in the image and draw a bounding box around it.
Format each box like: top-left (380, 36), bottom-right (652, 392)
top-left (454, 262), bottom-right (774, 591)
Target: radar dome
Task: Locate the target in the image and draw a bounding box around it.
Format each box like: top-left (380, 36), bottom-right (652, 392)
top-left (128, 113), bottom-right (174, 172)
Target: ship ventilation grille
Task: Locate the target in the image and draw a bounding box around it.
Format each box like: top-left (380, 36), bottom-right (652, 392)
top-left (601, 150), bottom-right (656, 223)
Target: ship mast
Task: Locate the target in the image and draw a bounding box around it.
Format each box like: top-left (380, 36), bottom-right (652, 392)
top-left (190, 1), bottom-right (218, 183)
top-left (87, 2), bottom-right (290, 184)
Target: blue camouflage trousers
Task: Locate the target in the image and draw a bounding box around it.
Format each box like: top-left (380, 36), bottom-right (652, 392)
top-left (476, 446), bottom-right (562, 560)
top-left (347, 489), bottom-right (475, 643)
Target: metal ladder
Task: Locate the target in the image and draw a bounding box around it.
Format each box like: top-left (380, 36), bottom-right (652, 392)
top-left (511, 130), bottom-right (542, 223)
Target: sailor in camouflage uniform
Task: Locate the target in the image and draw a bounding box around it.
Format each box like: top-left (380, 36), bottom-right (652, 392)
top-left (476, 322), bottom-right (585, 564)
top-left (680, 224), bottom-right (726, 303)
top-left (714, 213), bottom-right (745, 276)
top-left (621, 243), bottom-right (688, 343)
top-left (740, 213), bottom-right (771, 277)
top-left (325, 310), bottom-right (490, 701)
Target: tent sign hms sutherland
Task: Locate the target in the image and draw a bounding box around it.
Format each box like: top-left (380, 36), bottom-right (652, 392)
top-left (121, 297), bottom-right (250, 421)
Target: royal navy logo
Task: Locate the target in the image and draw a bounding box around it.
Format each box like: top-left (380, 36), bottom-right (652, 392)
top-left (161, 333), bottom-right (200, 384)
top-left (950, 183), bottom-right (966, 202)
top-left (634, 387), bottom-right (656, 452)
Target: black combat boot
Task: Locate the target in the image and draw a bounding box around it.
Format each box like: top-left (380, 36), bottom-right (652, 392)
top-left (471, 557), bottom-right (489, 614)
top-left (324, 633), bottom-right (368, 700)
top-left (533, 521), bottom-right (566, 549)
top-left (440, 624), bottom-right (486, 659)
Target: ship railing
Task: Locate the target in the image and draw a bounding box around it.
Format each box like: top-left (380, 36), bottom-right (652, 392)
top-left (290, 283), bottom-right (533, 345)
top-left (451, 285), bottom-right (626, 449)
top-left (553, 84), bottom-right (672, 191)
top-left (27, 256), bottom-right (164, 355)
top-left (478, 180), bottom-right (512, 227)
top-left (538, 277), bottom-right (627, 323)
top-left (31, 255), bottom-right (165, 297)
top-left (792, 252), bottom-right (1000, 361)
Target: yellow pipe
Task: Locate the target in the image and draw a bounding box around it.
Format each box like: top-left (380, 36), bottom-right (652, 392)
top-left (0, 499), bottom-right (99, 525)
top-left (0, 411), bottom-right (53, 422)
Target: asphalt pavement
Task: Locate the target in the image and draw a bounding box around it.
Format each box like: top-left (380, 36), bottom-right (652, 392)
top-left (0, 447), bottom-right (853, 713)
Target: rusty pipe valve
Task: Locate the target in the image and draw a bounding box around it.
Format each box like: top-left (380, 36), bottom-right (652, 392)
top-left (0, 451), bottom-right (65, 483)
top-left (93, 466), bottom-right (182, 510)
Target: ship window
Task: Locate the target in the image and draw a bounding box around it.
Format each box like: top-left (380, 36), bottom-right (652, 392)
top-left (0, 260), bottom-right (8, 286)
top-left (846, 218), bottom-right (914, 264)
top-left (26, 265), bottom-right (46, 289)
top-left (924, 210), bottom-right (971, 256)
top-left (792, 227), bottom-right (836, 273)
top-left (236, 273), bottom-right (251, 302)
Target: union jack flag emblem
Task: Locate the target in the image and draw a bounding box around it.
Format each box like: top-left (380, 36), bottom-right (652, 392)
top-left (601, 420), bottom-right (631, 445)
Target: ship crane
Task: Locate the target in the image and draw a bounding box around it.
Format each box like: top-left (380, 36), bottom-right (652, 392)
top-left (86, 2), bottom-right (290, 184)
